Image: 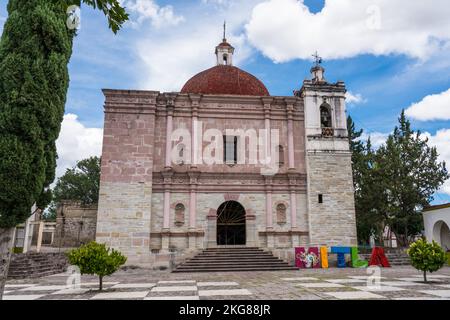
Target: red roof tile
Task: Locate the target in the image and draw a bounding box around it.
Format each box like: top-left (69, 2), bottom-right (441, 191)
top-left (181, 65), bottom-right (270, 96)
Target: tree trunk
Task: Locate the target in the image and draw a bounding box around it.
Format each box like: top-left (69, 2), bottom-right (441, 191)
top-left (99, 275), bottom-right (103, 291)
top-left (0, 228), bottom-right (16, 300)
top-left (423, 270), bottom-right (427, 283)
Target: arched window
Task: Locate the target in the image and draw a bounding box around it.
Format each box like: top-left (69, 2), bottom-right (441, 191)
top-left (276, 203), bottom-right (287, 225)
top-left (277, 145), bottom-right (284, 168)
top-left (174, 204), bottom-right (185, 226)
top-left (320, 104), bottom-right (332, 128)
top-left (223, 54), bottom-right (228, 65)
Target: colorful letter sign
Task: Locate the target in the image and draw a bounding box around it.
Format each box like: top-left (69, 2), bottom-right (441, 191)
top-left (295, 247), bottom-right (320, 268)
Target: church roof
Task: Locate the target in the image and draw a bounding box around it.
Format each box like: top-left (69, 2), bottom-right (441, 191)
top-left (181, 65), bottom-right (270, 96)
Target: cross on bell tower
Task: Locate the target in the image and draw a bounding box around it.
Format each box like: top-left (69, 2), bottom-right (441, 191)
top-left (215, 21), bottom-right (235, 66)
top-left (310, 51), bottom-right (326, 83)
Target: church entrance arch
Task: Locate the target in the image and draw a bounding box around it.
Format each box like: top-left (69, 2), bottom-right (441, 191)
top-left (216, 201), bottom-right (246, 245)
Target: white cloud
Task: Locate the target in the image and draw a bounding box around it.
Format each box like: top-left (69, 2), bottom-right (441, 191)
top-left (55, 114), bottom-right (103, 178)
top-left (133, 1), bottom-right (263, 92)
top-left (245, 0), bottom-right (450, 63)
top-left (121, 0), bottom-right (184, 28)
top-left (405, 88), bottom-right (450, 121)
top-left (424, 129), bottom-right (450, 196)
top-left (346, 92), bottom-right (366, 105)
top-left (360, 131), bottom-right (389, 149)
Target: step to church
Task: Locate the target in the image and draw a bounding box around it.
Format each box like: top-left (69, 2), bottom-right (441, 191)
top-left (7, 252), bottom-right (69, 279)
top-left (173, 247), bottom-right (298, 273)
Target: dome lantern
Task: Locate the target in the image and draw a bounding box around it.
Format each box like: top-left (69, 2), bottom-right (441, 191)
top-left (215, 21), bottom-right (234, 66)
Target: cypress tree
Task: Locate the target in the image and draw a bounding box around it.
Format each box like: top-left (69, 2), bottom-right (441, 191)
top-left (0, 0), bottom-right (74, 227)
top-left (0, 0), bottom-right (128, 228)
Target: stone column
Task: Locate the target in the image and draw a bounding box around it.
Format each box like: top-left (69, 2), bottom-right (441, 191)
top-left (36, 221), bottom-right (44, 253)
top-left (289, 174), bottom-right (300, 247)
top-left (246, 212), bottom-right (257, 247)
top-left (262, 97), bottom-right (273, 163)
top-left (206, 210), bottom-right (217, 248)
top-left (165, 106), bottom-right (174, 169)
top-left (161, 171), bottom-right (173, 250)
top-left (189, 94), bottom-right (200, 167)
top-left (287, 105), bottom-right (295, 169)
top-left (265, 176), bottom-right (274, 248)
top-left (188, 171), bottom-right (200, 249)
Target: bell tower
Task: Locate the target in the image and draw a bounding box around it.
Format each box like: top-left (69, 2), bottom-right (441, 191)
top-left (296, 53), bottom-right (358, 247)
top-left (215, 21), bottom-right (235, 66)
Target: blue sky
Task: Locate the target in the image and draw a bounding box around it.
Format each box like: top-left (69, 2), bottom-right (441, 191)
top-left (0, 0), bottom-right (449, 203)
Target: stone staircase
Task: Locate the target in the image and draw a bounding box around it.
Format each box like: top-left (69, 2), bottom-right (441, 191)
top-left (360, 251), bottom-right (411, 266)
top-left (7, 252), bottom-right (69, 279)
top-left (173, 247), bottom-right (298, 273)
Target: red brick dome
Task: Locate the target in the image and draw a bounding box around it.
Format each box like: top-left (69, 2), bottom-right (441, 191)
top-left (181, 65), bottom-right (270, 96)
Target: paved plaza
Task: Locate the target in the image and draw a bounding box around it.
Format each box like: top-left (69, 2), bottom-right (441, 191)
top-left (3, 266), bottom-right (450, 300)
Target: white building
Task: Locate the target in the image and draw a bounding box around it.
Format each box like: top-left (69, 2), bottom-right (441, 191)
top-left (423, 203), bottom-right (450, 252)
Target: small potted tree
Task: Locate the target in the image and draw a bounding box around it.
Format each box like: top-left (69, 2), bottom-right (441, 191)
top-left (407, 238), bottom-right (447, 283)
top-left (67, 241), bottom-right (127, 291)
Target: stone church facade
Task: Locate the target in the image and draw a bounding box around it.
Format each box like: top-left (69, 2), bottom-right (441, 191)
top-left (96, 36), bottom-right (357, 266)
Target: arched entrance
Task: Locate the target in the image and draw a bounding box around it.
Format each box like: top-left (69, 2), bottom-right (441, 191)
top-left (216, 201), bottom-right (246, 245)
top-left (433, 221), bottom-right (450, 251)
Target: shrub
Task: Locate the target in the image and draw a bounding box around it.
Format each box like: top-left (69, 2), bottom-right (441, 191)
top-left (67, 241), bottom-right (127, 290)
top-left (407, 238), bottom-right (447, 282)
top-left (12, 247), bottom-right (23, 254)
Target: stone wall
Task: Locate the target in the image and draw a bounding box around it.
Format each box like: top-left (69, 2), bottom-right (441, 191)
top-left (306, 150), bottom-right (358, 246)
top-left (96, 90), bottom-right (158, 265)
top-left (53, 202), bottom-right (97, 248)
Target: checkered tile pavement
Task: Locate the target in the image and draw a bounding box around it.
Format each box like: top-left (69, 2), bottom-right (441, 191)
top-left (281, 274), bottom-right (450, 300)
top-left (2, 280), bottom-right (252, 300)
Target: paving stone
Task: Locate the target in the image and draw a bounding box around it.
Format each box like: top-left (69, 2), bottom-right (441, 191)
top-left (158, 280), bottom-right (196, 284)
top-left (325, 279), bottom-right (366, 283)
top-left (2, 295), bottom-right (45, 300)
top-left (281, 277), bottom-right (319, 281)
top-left (419, 290), bottom-right (450, 298)
top-left (381, 281), bottom-right (427, 287)
top-left (5, 284), bottom-right (37, 288)
top-left (91, 291), bottom-right (149, 299)
top-left (145, 296), bottom-right (199, 300)
top-left (352, 285), bottom-right (405, 292)
top-left (151, 286), bottom-right (197, 292)
top-left (19, 285), bottom-right (69, 291)
top-left (198, 289), bottom-right (252, 296)
top-left (112, 283), bottom-right (156, 289)
top-left (51, 288), bottom-right (90, 295)
top-left (325, 291), bottom-right (385, 300)
top-left (197, 282), bottom-right (239, 287)
top-left (296, 282), bottom-right (345, 288)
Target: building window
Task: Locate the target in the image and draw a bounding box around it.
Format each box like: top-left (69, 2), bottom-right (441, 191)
top-left (276, 204), bottom-right (287, 225)
top-left (277, 145), bottom-right (284, 168)
top-left (320, 104), bottom-right (332, 128)
top-left (174, 204), bottom-right (185, 227)
top-left (223, 54), bottom-right (228, 65)
top-left (223, 135), bottom-right (237, 165)
top-left (318, 194), bottom-right (323, 204)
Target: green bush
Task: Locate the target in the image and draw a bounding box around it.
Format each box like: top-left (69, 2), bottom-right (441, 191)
top-left (12, 247), bottom-right (23, 254)
top-left (407, 238), bottom-right (447, 282)
top-left (67, 241), bottom-right (127, 290)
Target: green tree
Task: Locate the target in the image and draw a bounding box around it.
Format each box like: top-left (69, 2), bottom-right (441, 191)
top-left (377, 111), bottom-right (449, 246)
top-left (67, 241), bottom-right (127, 290)
top-left (407, 238), bottom-right (447, 282)
top-left (347, 116), bottom-right (385, 244)
top-left (0, 0), bottom-right (127, 300)
top-left (54, 156), bottom-right (100, 203)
